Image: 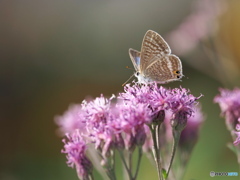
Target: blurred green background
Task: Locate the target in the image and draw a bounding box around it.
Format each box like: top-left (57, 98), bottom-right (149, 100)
top-left (0, 0), bottom-right (239, 180)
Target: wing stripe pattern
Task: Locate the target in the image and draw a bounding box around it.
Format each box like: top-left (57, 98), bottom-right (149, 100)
top-left (140, 30), bottom-right (171, 71)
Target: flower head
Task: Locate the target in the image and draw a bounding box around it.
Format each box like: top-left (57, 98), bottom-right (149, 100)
top-left (113, 103), bottom-right (152, 149)
top-left (214, 88), bottom-right (240, 130)
top-left (83, 94), bottom-right (113, 125)
top-left (233, 118), bottom-right (240, 146)
top-left (170, 87), bottom-right (202, 116)
top-left (55, 104), bottom-right (86, 136)
top-left (233, 131), bottom-right (240, 146)
top-left (120, 83), bottom-right (175, 121)
top-left (62, 130), bottom-right (93, 180)
top-left (115, 103), bottom-right (151, 132)
top-left (83, 95), bottom-right (116, 156)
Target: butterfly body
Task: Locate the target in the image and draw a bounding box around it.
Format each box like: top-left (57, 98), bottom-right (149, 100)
top-left (129, 30), bottom-right (183, 84)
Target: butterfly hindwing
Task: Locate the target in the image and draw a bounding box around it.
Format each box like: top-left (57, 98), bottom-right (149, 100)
top-left (129, 48), bottom-right (141, 71)
top-left (144, 55), bottom-right (182, 83)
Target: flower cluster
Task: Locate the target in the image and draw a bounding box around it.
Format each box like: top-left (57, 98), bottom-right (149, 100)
top-left (120, 83), bottom-right (200, 119)
top-left (57, 83), bottom-right (202, 180)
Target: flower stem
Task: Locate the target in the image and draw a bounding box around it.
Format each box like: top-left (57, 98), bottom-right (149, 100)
top-left (129, 151), bottom-right (133, 174)
top-left (230, 132), bottom-right (240, 171)
top-left (106, 160), bottom-right (117, 180)
top-left (133, 146), bottom-right (143, 180)
top-left (89, 173), bottom-right (95, 180)
top-left (111, 149), bottom-right (117, 180)
top-left (98, 149), bottom-right (116, 180)
top-left (151, 124), bottom-right (163, 180)
top-left (156, 124), bottom-right (161, 151)
top-left (167, 130), bottom-right (181, 177)
top-left (118, 148), bottom-right (133, 180)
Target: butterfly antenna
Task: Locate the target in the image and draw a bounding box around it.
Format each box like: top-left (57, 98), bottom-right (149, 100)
top-left (122, 73), bottom-right (135, 86)
top-left (125, 66), bottom-right (133, 70)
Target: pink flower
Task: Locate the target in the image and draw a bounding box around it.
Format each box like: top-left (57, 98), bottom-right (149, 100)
top-left (233, 118), bottom-right (240, 146)
top-left (119, 83), bottom-right (201, 120)
top-left (55, 104), bottom-right (86, 136)
top-left (62, 130), bottom-right (92, 180)
top-left (57, 83), bottom-right (202, 178)
top-left (214, 88), bottom-right (240, 130)
top-left (233, 131), bottom-right (240, 146)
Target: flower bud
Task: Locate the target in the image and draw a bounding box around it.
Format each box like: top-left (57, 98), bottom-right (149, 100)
top-left (171, 110), bottom-right (188, 132)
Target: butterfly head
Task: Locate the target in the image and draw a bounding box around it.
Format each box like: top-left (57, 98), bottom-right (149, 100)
top-left (135, 71), bottom-right (153, 84)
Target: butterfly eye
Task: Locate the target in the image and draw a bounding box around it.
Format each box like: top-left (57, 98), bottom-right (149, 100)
top-left (177, 75), bottom-right (180, 79)
top-left (176, 71), bottom-right (180, 74)
top-left (136, 72), bottom-right (140, 76)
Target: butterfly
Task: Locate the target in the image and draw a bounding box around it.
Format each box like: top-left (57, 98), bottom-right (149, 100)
top-left (128, 30), bottom-right (183, 84)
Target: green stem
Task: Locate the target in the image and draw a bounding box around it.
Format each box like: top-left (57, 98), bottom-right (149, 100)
top-left (133, 146), bottom-right (143, 180)
top-left (111, 149), bottom-right (117, 180)
top-left (106, 162), bottom-right (116, 180)
top-left (98, 149), bottom-right (116, 180)
top-left (129, 152), bottom-right (133, 174)
top-left (167, 130), bottom-right (181, 177)
top-left (123, 151), bottom-right (128, 180)
top-left (89, 173), bottom-right (95, 180)
top-left (151, 124), bottom-right (163, 180)
top-left (118, 149), bottom-right (133, 180)
top-left (230, 132), bottom-right (240, 171)
top-left (156, 124), bottom-right (161, 151)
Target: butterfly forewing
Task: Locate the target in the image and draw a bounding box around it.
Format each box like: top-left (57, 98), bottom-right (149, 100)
top-left (129, 48), bottom-right (141, 71)
top-left (140, 30), bottom-right (171, 71)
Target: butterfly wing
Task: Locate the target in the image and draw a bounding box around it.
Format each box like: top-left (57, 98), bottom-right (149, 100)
top-left (144, 55), bottom-right (183, 83)
top-left (129, 48), bottom-right (141, 71)
top-left (140, 30), bottom-right (171, 71)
